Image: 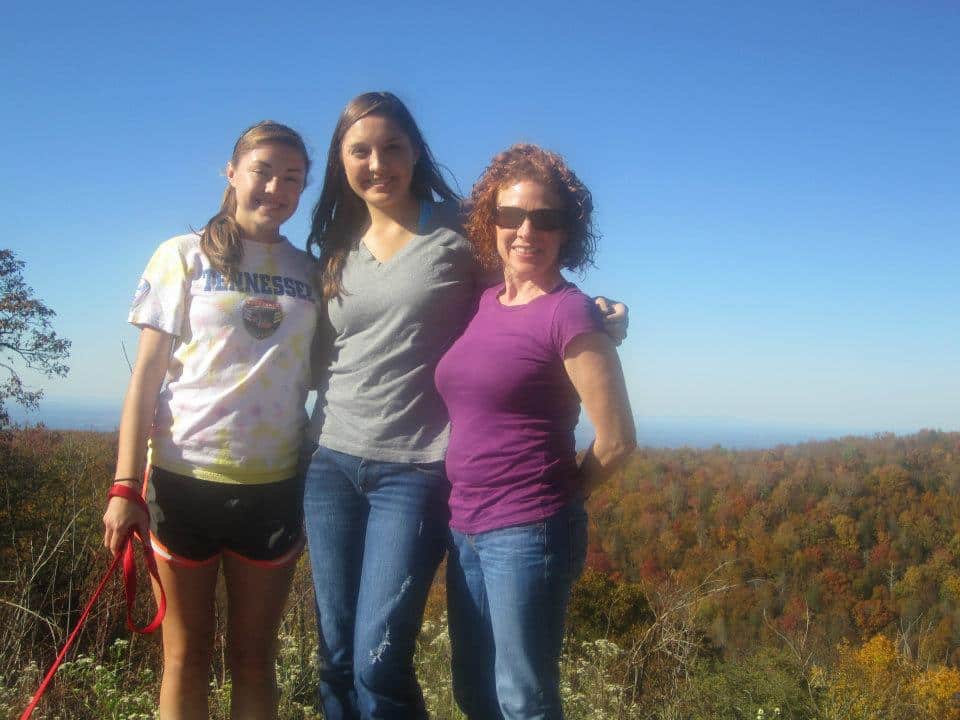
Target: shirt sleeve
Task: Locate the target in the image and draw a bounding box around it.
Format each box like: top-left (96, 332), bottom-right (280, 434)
top-left (552, 288), bottom-right (604, 357)
top-left (445, 230), bottom-right (485, 327)
top-left (127, 238), bottom-right (189, 336)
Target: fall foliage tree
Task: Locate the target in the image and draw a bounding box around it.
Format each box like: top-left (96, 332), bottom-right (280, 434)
top-left (0, 249), bottom-right (70, 426)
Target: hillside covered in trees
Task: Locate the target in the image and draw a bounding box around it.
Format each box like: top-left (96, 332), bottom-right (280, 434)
top-left (587, 430), bottom-right (960, 666)
top-left (2, 426), bottom-right (960, 718)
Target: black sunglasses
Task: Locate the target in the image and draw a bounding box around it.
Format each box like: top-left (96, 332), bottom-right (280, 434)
top-left (494, 206), bottom-right (567, 231)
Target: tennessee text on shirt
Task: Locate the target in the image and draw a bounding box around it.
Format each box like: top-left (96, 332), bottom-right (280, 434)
top-left (202, 268), bottom-right (314, 300)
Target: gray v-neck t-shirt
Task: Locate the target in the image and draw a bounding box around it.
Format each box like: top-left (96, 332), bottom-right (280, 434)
top-left (308, 201), bottom-right (479, 462)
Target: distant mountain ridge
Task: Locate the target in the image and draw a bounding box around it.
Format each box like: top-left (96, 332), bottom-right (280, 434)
top-left (10, 399), bottom-right (951, 450)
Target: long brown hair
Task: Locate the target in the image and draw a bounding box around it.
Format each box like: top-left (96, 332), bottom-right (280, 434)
top-left (307, 92), bottom-right (458, 300)
top-left (201, 121), bottom-right (311, 276)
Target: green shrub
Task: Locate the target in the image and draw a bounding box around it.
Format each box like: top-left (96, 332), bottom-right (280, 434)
top-left (662, 648), bottom-right (821, 720)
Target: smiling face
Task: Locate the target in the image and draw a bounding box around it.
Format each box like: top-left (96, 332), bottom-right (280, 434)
top-left (495, 179), bottom-right (567, 284)
top-left (340, 114), bottom-right (420, 212)
top-left (227, 142), bottom-right (306, 241)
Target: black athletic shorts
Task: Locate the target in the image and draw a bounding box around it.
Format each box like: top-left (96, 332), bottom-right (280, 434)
top-left (145, 465), bottom-right (304, 567)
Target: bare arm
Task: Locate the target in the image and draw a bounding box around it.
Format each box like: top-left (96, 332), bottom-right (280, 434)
top-left (102, 327), bottom-right (174, 555)
top-left (563, 332), bottom-right (636, 497)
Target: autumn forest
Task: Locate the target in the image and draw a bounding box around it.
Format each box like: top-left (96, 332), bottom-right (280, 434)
top-left (3, 427), bottom-right (960, 718)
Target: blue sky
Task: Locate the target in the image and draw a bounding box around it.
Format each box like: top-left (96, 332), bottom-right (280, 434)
top-left (3, 1), bottom-right (958, 439)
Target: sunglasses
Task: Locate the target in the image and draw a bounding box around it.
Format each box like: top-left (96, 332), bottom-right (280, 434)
top-left (494, 206), bottom-right (567, 231)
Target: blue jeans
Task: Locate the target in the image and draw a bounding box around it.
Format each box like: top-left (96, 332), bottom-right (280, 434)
top-left (446, 502), bottom-right (588, 720)
top-left (302, 446), bottom-right (449, 720)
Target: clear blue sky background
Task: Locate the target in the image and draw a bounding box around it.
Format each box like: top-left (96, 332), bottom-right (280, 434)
top-left (3, 1), bottom-right (958, 441)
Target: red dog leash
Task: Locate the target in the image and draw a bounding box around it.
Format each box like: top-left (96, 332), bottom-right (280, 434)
top-left (19, 483), bottom-right (166, 720)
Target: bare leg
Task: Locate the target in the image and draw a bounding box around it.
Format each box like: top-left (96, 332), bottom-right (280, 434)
top-left (222, 552), bottom-right (298, 720)
top-left (153, 558), bottom-right (220, 720)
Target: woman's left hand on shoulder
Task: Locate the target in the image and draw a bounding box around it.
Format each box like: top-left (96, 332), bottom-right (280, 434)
top-left (593, 297), bottom-right (628, 346)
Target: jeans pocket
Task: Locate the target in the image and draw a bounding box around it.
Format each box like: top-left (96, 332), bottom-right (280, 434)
top-left (412, 460), bottom-right (446, 479)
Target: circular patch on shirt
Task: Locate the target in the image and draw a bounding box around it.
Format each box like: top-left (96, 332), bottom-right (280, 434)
top-left (131, 278), bottom-right (150, 309)
top-left (242, 297), bottom-right (283, 339)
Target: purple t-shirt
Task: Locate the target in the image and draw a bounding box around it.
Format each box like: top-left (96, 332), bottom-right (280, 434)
top-left (435, 282), bottom-right (602, 534)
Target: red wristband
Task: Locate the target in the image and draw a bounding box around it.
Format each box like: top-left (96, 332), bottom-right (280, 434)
top-left (107, 482), bottom-right (147, 513)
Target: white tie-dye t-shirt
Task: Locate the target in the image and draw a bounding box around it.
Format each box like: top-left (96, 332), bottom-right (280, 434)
top-left (129, 233), bottom-right (319, 484)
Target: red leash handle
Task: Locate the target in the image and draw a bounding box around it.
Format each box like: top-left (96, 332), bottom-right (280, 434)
top-left (107, 483), bottom-right (167, 634)
top-left (19, 483), bottom-right (166, 720)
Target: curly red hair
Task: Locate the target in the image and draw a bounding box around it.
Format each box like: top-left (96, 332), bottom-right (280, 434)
top-left (465, 143), bottom-right (597, 272)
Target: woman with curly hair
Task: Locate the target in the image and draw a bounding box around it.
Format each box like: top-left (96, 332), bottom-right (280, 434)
top-left (435, 144), bottom-right (636, 719)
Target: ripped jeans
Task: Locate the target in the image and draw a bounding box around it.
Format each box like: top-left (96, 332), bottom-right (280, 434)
top-left (303, 446), bottom-right (449, 720)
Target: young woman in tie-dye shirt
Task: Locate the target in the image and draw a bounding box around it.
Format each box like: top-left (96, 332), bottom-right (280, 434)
top-left (102, 121), bottom-right (318, 719)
